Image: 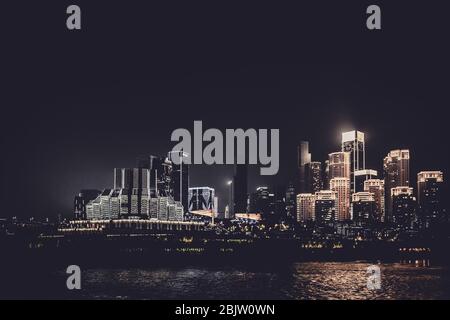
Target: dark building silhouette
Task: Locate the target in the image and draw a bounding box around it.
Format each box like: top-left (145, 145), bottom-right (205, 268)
top-left (168, 151), bottom-right (189, 213)
top-left (315, 190), bottom-right (337, 226)
top-left (231, 164), bottom-right (248, 216)
top-left (392, 187), bottom-right (416, 230)
top-left (74, 189), bottom-right (101, 220)
top-left (351, 192), bottom-right (375, 226)
top-left (298, 141), bottom-right (311, 193)
top-left (305, 161), bottom-right (322, 193)
top-left (417, 171), bottom-right (445, 229)
top-left (285, 182), bottom-right (296, 220)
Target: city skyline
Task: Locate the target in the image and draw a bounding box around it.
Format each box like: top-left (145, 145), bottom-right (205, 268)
top-left (2, 2), bottom-right (450, 220)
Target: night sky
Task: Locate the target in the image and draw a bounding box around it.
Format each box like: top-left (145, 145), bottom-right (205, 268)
top-left (2, 1), bottom-right (449, 218)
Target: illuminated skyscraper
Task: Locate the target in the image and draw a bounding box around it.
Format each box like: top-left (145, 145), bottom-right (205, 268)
top-left (364, 179), bottom-right (385, 222)
top-left (298, 141), bottom-right (312, 193)
top-left (417, 171), bottom-right (445, 229)
top-left (391, 187), bottom-right (416, 230)
top-left (330, 177), bottom-right (351, 221)
top-left (351, 192), bottom-right (375, 225)
top-left (315, 190), bottom-right (337, 225)
top-left (328, 152), bottom-right (351, 181)
top-left (296, 193), bottom-right (316, 222)
top-left (384, 149), bottom-right (410, 222)
top-left (342, 130), bottom-right (366, 193)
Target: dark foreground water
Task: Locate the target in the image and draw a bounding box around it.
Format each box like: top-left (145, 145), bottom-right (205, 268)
top-left (58, 261), bottom-right (450, 300)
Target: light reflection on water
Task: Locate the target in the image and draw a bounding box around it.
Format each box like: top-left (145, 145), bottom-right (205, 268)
top-left (78, 261), bottom-right (450, 300)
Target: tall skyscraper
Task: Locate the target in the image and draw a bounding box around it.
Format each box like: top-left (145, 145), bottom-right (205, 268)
top-left (384, 149), bottom-right (410, 222)
top-left (315, 190), bottom-right (337, 225)
top-left (364, 179), bottom-right (385, 222)
top-left (305, 161), bottom-right (323, 193)
top-left (328, 152), bottom-right (351, 181)
top-left (231, 164), bottom-right (248, 216)
top-left (296, 193), bottom-right (316, 222)
top-left (351, 192), bottom-right (375, 225)
top-left (168, 151), bottom-right (189, 213)
top-left (298, 141), bottom-right (312, 193)
top-left (391, 187), bottom-right (416, 230)
top-left (330, 177), bottom-right (351, 221)
top-left (417, 171), bottom-right (445, 229)
top-left (342, 130), bottom-right (366, 193)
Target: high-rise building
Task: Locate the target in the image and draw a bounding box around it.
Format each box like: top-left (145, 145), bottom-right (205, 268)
top-left (100, 189), bottom-right (113, 220)
top-left (315, 190), bottom-right (337, 225)
top-left (305, 161), bottom-right (323, 193)
top-left (188, 187), bottom-right (215, 212)
top-left (330, 177), bottom-right (351, 221)
top-left (231, 164), bottom-right (248, 216)
top-left (74, 189), bottom-right (101, 220)
top-left (298, 141), bottom-right (312, 193)
top-left (384, 149), bottom-right (410, 222)
top-left (285, 182), bottom-right (296, 220)
top-left (296, 193), bottom-right (316, 222)
top-left (364, 179), bottom-right (385, 222)
top-left (354, 169), bottom-right (377, 193)
top-left (157, 196), bottom-right (169, 221)
top-left (328, 152), bottom-right (351, 181)
top-left (391, 187), bottom-right (416, 230)
top-left (417, 171), bottom-right (445, 229)
top-left (168, 151), bottom-right (189, 214)
top-left (351, 192), bottom-right (375, 225)
top-left (342, 130), bottom-right (366, 193)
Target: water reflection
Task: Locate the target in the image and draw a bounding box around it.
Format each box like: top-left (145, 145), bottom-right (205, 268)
top-left (75, 261), bottom-right (450, 300)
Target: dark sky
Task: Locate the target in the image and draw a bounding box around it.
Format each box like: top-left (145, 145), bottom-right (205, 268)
top-left (2, 1), bottom-right (449, 218)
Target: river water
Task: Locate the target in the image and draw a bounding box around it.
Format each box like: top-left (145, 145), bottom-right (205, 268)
top-left (68, 261), bottom-right (450, 300)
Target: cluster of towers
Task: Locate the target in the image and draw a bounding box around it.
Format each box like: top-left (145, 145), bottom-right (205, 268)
top-left (74, 152), bottom-right (189, 221)
top-left (297, 131), bottom-right (446, 231)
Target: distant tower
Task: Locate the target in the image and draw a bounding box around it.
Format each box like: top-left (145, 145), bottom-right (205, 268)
top-left (330, 177), bottom-right (351, 221)
top-left (341, 130), bottom-right (366, 193)
top-left (384, 149), bottom-right (410, 222)
top-left (417, 171), bottom-right (445, 229)
top-left (298, 141), bottom-right (312, 193)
